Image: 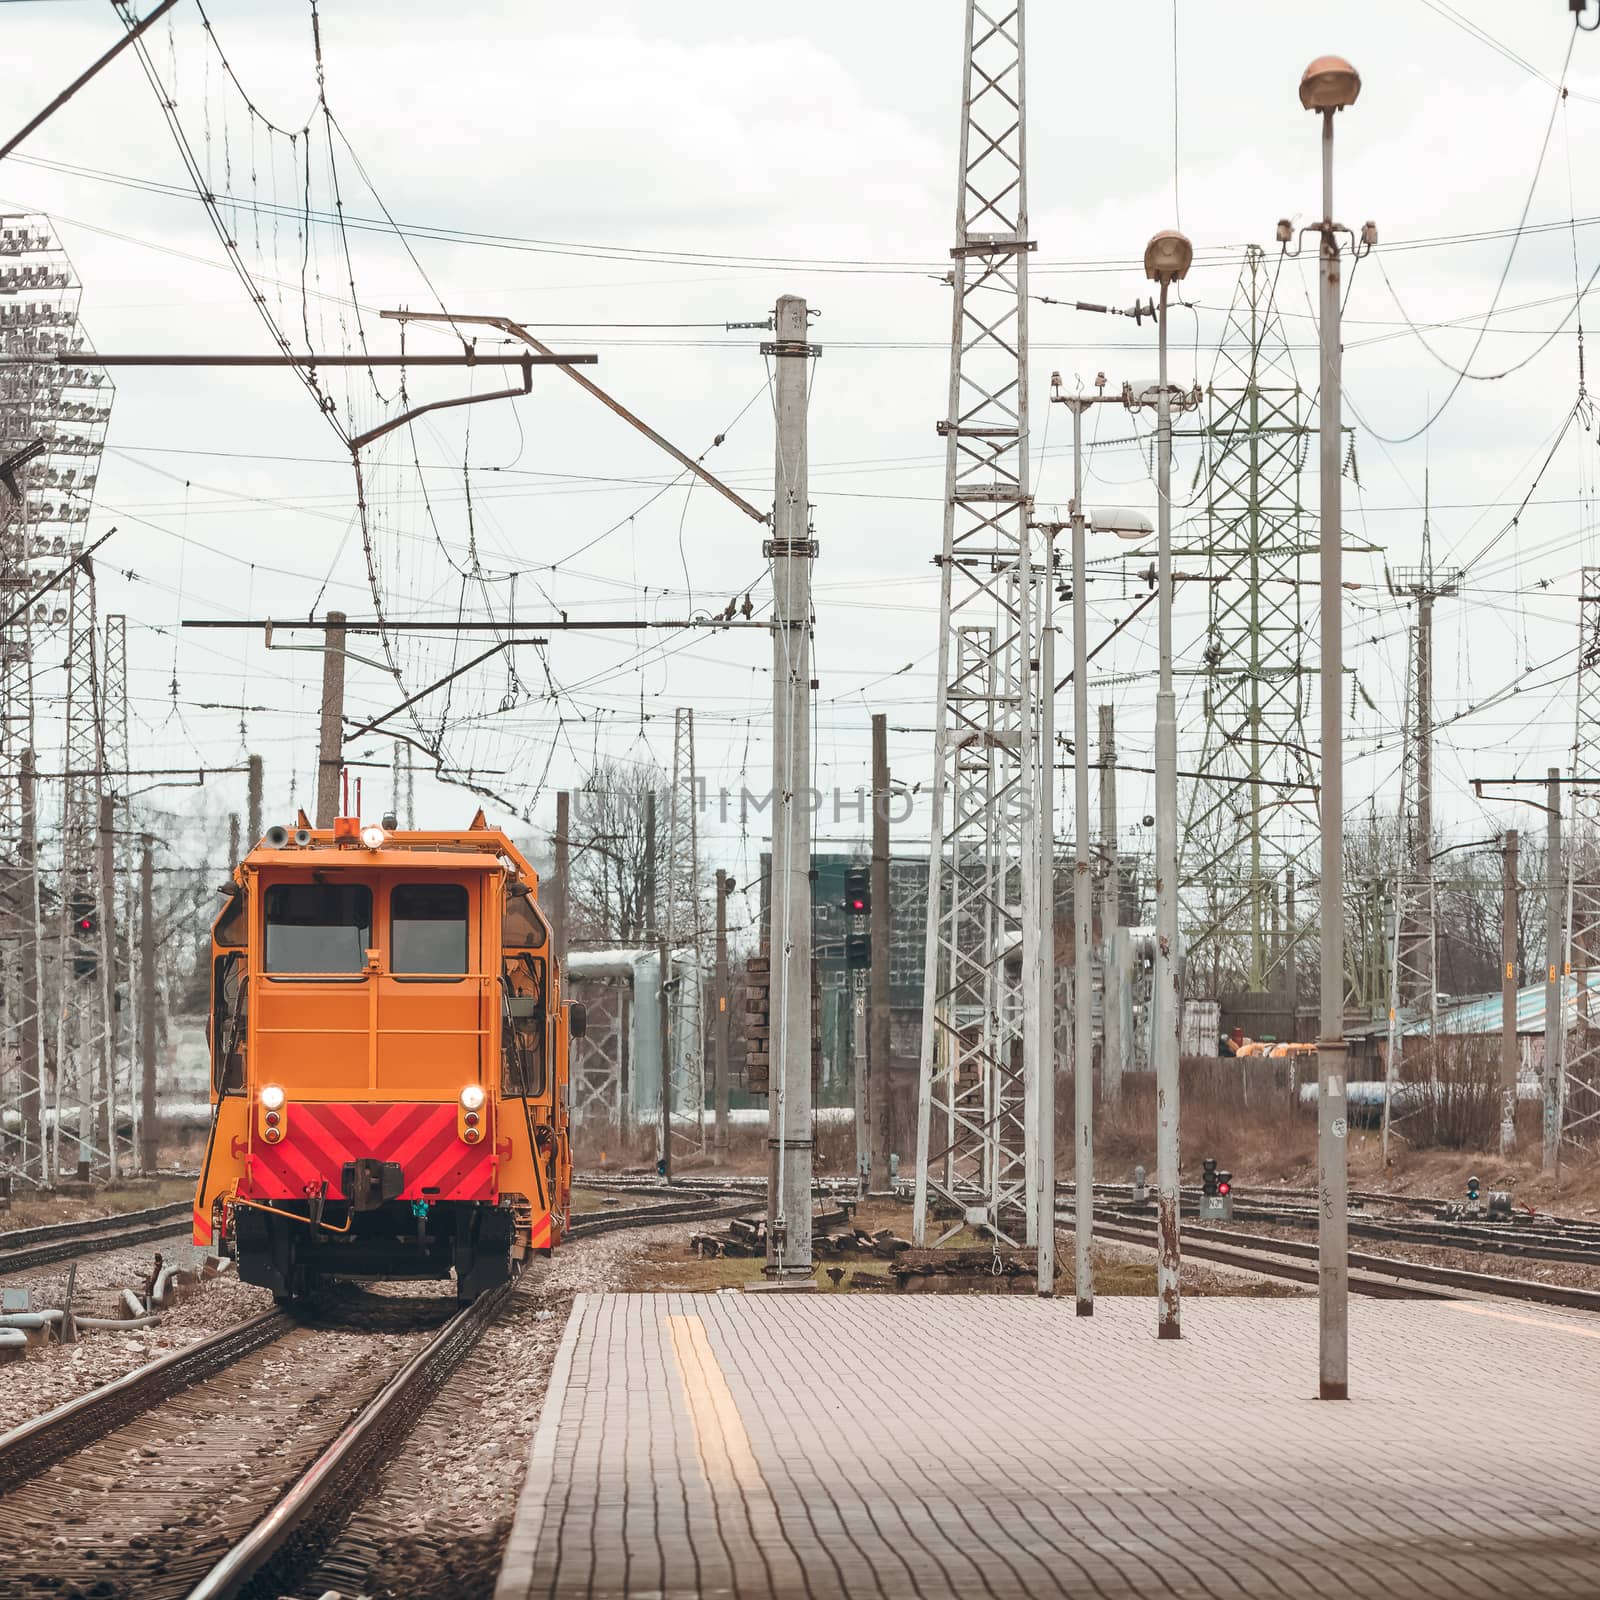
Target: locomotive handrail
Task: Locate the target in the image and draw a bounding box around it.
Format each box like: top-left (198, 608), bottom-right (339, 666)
top-left (229, 1190), bottom-right (355, 1235)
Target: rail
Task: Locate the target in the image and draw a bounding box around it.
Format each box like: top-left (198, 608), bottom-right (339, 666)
top-left (1075, 1206), bottom-right (1600, 1314)
top-left (0, 1308), bottom-right (289, 1493)
top-left (0, 1202), bottom-right (193, 1276)
top-left (182, 1283), bottom-right (511, 1600)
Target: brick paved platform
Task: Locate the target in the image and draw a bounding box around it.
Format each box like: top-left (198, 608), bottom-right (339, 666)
top-left (496, 1293), bottom-right (1600, 1599)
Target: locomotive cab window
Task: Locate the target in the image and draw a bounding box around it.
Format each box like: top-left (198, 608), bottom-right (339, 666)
top-left (502, 952), bottom-right (548, 1097)
top-left (215, 885), bottom-right (248, 948)
top-left (502, 885), bottom-right (547, 950)
top-left (212, 951), bottom-right (247, 1094)
top-left (391, 883), bottom-right (469, 975)
top-left (264, 883), bottom-right (372, 975)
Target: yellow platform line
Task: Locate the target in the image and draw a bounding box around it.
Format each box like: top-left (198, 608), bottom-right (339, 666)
top-left (668, 1312), bottom-right (767, 1493)
top-left (1446, 1301), bottom-right (1600, 1340)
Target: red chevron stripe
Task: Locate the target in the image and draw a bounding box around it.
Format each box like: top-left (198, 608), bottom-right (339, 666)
top-left (410, 1130), bottom-right (492, 1197)
top-left (290, 1109), bottom-right (360, 1172)
top-left (238, 1103), bottom-right (495, 1203)
top-left (402, 1119), bottom-right (460, 1179)
top-left (388, 1107), bottom-right (455, 1170)
top-left (321, 1100), bottom-right (418, 1151)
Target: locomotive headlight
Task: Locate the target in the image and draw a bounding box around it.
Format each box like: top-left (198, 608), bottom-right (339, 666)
top-left (360, 824), bottom-right (386, 850)
top-left (460, 1084), bottom-right (486, 1111)
top-left (260, 1084), bottom-right (286, 1110)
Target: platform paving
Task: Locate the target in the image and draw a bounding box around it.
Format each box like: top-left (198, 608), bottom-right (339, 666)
top-left (495, 1292), bottom-right (1600, 1599)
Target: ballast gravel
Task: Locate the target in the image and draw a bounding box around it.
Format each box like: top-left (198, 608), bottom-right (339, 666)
top-left (291, 1221), bottom-right (670, 1600)
top-left (0, 1245), bottom-right (274, 1435)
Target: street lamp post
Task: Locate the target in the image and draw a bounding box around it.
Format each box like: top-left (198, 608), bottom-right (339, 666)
top-left (1284, 51), bottom-right (1370, 1401)
top-left (1047, 374), bottom-right (1149, 1313)
top-left (1134, 228), bottom-right (1200, 1340)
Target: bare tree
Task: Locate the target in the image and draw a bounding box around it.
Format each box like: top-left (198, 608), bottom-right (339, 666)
top-left (569, 758), bottom-right (668, 946)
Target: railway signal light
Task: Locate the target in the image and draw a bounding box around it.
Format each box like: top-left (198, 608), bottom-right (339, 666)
top-left (1198, 1157), bottom-right (1234, 1222)
top-left (1467, 1174), bottom-right (1481, 1210)
top-left (70, 894), bottom-right (97, 979)
top-left (843, 864), bottom-right (870, 968)
top-left (844, 864), bottom-right (869, 917)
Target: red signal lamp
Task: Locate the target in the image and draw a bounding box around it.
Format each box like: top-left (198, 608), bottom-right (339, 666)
top-left (1218, 1180), bottom-right (1231, 1197)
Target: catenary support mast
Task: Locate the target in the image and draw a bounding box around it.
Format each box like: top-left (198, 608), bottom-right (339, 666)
top-left (913, 0), bottom-right (1043, 1252)
top-left (766, 293), bottom-right (815, 1279)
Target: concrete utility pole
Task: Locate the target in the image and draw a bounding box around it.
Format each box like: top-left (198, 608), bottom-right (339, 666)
top-left (714, 869), bottom-right (731, 1159)
top-left (1045, 372), bottom-right (1152, 1307)
top-left (315, 609), bottom-right (347, 828)
top-left (97, 792), bottom-right (117, 1179)
top-left (1039, 526), bottom-right (1058, 1296)
top-left (1098, 705), bottom-right (1123, 1105)
top-left (553, 791), bottom-right (570, 971)
top-left (658, 933), bottom-right (672, 1181)
top-left (1298, 52), bottom-right (1366, 1402)
top-left (1544, 769), bottom-right (1563, 1175)
top-left (227, 815), bottom-right (241, 873)
top-left (1502, 829), bottom-right (1520, 1157)
top-left (870, 714), bottom-right (893, 1185)
top-left (139, 840), bottom-right (157, 1173)
top-left (645, 790), bottom-right (658, 944)
top-left (766, 292), bottom-right (815, 1281)
top-left (18, 748), bottom-right (42, 1173)
top-left (247, 753), bottom-right (263, 845)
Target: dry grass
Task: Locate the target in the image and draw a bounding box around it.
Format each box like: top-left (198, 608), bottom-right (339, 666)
top-left (0, 1176), bottom-right (195, 1236)
top-left (567, 1054), bottom-right (1600, 1220)
top-left (1085, 1061), bottom-right (1314, 1186)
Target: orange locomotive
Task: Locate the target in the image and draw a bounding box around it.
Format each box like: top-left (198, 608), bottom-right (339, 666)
top-left (193, 810), bottom-right (579, 1303)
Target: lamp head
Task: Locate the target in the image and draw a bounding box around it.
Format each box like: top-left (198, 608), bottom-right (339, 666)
top-left (1299, 55), bottom-right (1360, 112)
top-left (1143, 228), bottom-right (1194, 284)
top-left (1089, 507), bottom-right (1153, 541)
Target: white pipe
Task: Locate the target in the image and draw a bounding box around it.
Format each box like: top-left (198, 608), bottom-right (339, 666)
top-left (0, 1309), bottom-right (63, 1329)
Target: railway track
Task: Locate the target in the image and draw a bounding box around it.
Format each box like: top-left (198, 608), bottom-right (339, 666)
top-left (1072, 1205), bottom-right (1600, 1313)
top-left (0, 1182), bottom-right (762, 1599)
top-left (0, 1198), bottom-right (191, 1276)
top-left (1062, 1182), bottom-right (1600, 1268)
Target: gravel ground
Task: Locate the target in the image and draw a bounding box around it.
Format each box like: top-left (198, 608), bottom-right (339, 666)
top-left (290, 1222), bottom-right (669, 1600)
top-left (0, 1228), bottom-right (190, 1294)
top-left (2, 1285), bottom-right (452, 1600)
top-left (0, 1243), bottom-right (276, 1436)
top-left (1086, 1235), bottom-right (1312, 1297)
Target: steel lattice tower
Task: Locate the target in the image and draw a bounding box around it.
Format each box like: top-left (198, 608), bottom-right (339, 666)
top-left (1180, 246), bottom-right (1320, 996)
top-left (1563, 566), bottom-right (1600, 1149)
top-left (0, 215), bottom-right (113, 1176)
top-left (1386, 489), bottom-right (1457, 1003)
top-left (664, 707), bottom-right (705, 1153)
top-left (569, 992), bottom-right (623, 1128)
top-left (912, 0), bottom-right (1043, 1248)
top-left (102, 611), bottom-right (138, 1168)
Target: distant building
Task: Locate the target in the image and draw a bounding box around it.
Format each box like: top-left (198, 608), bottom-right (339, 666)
top-left (759, 847), bottom-right (1146, 1097)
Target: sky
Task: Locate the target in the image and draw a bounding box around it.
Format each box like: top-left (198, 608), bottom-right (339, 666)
top-left (5, 0), bottom-right (1600, 933)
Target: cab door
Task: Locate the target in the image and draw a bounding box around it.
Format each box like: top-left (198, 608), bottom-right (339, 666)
top-left (253, 879), bottom-right (374, 1096)
top-left (374, 875), bottom-right (487, 1101)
